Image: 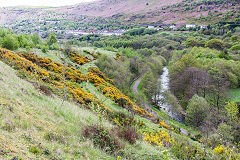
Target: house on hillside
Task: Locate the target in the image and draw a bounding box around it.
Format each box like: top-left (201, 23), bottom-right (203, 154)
top-left (186, 24), bottom-right (196, 29)
top-left (200, 25), bottom-right (207, 29)
top-left (148, 25), bottom-right (155, 29)
top-left (155, 27), bottom-right (163, 30)
top-left (170, 24), bottom-right (177, 30)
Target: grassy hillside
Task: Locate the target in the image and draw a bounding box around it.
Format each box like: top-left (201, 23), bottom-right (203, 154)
top-left (0, 51), bottom-right (169, 159)
top-left (0, 46), bottom-right (229, 159)
top-left (0, 60), bottom-right (115, 159)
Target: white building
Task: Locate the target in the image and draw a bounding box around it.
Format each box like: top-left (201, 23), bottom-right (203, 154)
top-left (148, 26), bottom-right (155, 29)
top-left (200, 25), bottom-right (207, 29)
top-left (186, 24), bottom-right (196, 29)
top-left (170, 25), bottom-right (177, 30)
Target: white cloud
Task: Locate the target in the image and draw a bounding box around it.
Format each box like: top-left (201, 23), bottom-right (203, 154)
top-left (0, 0), bottom-right (96, 7)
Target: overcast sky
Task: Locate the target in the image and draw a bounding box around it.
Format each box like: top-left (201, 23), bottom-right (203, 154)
top-left (0, 0), bottom-right (96, 7)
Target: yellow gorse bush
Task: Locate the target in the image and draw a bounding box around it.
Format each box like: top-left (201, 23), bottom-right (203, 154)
top-left (159, 120), bottom-right (170, 129)
top-left (214, 145), bottom-right (226, 155)
top-left (0, 48), bottom-right (153, 137)
top-left (0, 48), bottom-right (111, 114)
top-left (69, 51), bottom-right (91, 65)
top-left (17, 52), bottom-right (87, 82)
top-left (87, 68), bottom-right (153, 118)
top-left (213, 145), bottom-right (240, 160)
top-left (143, 130), bottom-right (175, 147)
top-left (113, 116), bottom-right (145, 128)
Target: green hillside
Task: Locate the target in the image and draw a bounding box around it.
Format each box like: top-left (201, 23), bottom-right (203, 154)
top-left (0, 48), bottom-right (172, 159)
top-left (0, 22), bottom-right (240, 159)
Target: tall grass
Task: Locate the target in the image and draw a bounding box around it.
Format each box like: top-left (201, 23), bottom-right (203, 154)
top-left (0, 60), bottom-right (114, 159)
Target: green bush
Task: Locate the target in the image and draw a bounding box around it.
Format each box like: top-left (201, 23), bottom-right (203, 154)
top-left (47, 32), bottom-right (57, 46)
top-left (41, 45), bottom-right (49, 53)
top-left (2, 35), bottom-right (19, 50)
top-left (171, 140), bottom-right (208, 159)
top-left (29, 145), bottom-right (40, 154)
top-left (26, 46), bottom-right (31, 51)
top-left (186, 95), bottom-right (209, 127)
top-left (49, 43), bottom-right (60, 50)
top-left (205, 39), bottom-right (224, 50)
top-left (230, 44), bottom-right (240, 51)
top-left (217, 123), bottom-right (234, 142)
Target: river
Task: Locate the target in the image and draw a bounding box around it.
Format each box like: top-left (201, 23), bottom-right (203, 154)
top-left (156, 67), bottom-right (184, 123)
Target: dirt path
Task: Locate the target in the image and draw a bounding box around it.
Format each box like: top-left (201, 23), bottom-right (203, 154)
top-left (132, 76), bottom-right (157, 117)
top-left (132, 78), bottom-right (141, 95)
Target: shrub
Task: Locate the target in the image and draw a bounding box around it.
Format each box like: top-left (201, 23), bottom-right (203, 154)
top-left (217, 123), bottom-right (234, 142)
top-left (68, 51), bottom-right (91, 65)
top-left (44, 131), bottom-right (68, 144)
top-left (47, 32), bottom-right (57, 46)
top-left (41, 45), bottom-right (49, 53)
top-left (2, 35), bottom-right (19, 50)
top-left (186, 95), bottom-right (209, 127)
top-left (205, 39), bottom-right (224, 50)
top-left (171, 140), bottom-right (208, 159)
top-left (39, 85), bottom-right (52, 96)
top-left (143, 130), bottom-right (175, 147)
top-left (230, 44), bottom-right (240, 51)
top-left (49, 43), bottom-right (60, 50)
top-left (26, 46), bottom-right (31, 51)
top-left (110, 112), bottom-right (145, 128)
top-left (136, 48), bottom-right (153, 56)
top-left (29, 145), bottom-right (40, 154)
top-left (82, 125), bottom-right (124, 154)
top-left (207, 133), bottom-right (221, 147)
top-left (83, 49), bottom-right (100, 59)
top-left (159, 120), bottom-right (170, 129)
top-left (213, 145), bottom-right (240, 160)
top-left (116, 127), bottom-right (139, 144)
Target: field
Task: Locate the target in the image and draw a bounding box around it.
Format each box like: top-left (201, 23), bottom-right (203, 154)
top-left (228, 89), bottom-right (240, 102)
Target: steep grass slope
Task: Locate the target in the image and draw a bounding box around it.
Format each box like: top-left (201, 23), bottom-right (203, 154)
top-left (0, 60), bottom-right (115, 159)
top-left (0, 49), bottom-right (172, 159)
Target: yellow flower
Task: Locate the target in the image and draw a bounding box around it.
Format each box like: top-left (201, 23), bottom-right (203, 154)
top-left (214, 145), bottom-right (225, 155)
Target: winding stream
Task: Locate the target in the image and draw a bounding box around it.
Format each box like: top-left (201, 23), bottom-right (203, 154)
top-left (132, 66), bottom-right (184, 122)
top-left (156, 67), bottom-right (184, 123)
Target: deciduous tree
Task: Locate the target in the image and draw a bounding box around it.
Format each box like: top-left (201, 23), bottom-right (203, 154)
top-left (186, 95), bottom-right (209, 127)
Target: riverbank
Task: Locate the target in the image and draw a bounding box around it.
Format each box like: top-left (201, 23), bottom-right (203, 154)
top-left (131, 66), bottom-right (184, 123)
top-left (130, 68), bottom-right (195, 136)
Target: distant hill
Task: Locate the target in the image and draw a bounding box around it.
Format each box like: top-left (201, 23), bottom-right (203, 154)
top-left (58, 0), bottom-right (182, 17)
top-left (0, 0), bottom-right (239, 28)
top-left (58, 0), bottom-right (240, 24)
